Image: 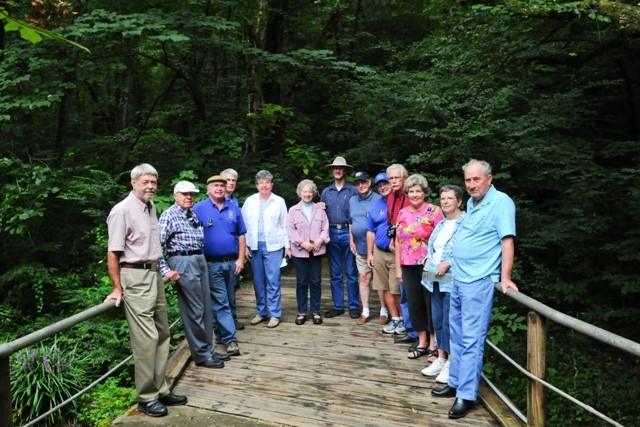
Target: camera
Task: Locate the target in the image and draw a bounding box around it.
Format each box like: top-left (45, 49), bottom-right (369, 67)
top-left (386, 225), bottom-right (396, 238)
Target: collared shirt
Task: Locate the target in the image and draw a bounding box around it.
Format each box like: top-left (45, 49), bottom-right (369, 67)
top-left (452, 185), bottom-right (516, 283)
top-left (158, 203), bottom-right (204, 275)
top-left (320, 182), bottom-right (357, 224)
top-left (241, 192), bottom-right (289, 251)
top-left (422, 213), bottom-right (465, 293)
top-left (287, 201), bottom-right (330, 258)
top-left (194, 197), bottom-right (247, 257)
top-left (107, 192), bottom-right (162, 263)
top-left (349, 191), bottom-right (382, 254)
top-left (366, 196), bottom-right (391, 251)
top-left (387, 189), bottom-right (409, 224)
top-left (396, 203), bottom-right (443, 265)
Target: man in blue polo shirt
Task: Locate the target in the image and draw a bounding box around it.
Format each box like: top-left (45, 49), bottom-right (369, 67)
top-left (431, 159), bottom-right (518, 420)
top-left (194, 175), bottom-right (247, 357)
top-left (320, 156), bottom-right (359, 318)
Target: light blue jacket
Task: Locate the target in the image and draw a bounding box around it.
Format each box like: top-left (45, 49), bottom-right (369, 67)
top-left (421, 212), bottom-right (466, 293)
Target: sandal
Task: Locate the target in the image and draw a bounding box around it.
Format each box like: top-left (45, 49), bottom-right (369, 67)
top-left (312, 313), bottom-right (323, 325)
top-left (426, 347), bottom-right (438, 363)
top-left (407, 346), bottom-right (428, 359)
top-left (295, 314), bottom-right (307, 325)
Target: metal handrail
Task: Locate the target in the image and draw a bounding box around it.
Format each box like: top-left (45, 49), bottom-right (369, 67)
top-left (0, 300), bottom-right (116, 427)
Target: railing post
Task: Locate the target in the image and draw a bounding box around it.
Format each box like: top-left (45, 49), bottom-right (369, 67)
top-left (527, 311), bottom-right (546, 427)
top-left (0, 356), bottom-right (12, 427)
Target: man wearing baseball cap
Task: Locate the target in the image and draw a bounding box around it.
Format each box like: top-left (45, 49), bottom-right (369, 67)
top-left (320, 156), bottom-right (360, 318)
top-left (159, 180), bottom-right (227, 369)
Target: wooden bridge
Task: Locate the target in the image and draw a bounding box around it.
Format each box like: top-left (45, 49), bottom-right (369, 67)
top-left (110, 277), bottom-right (515, 427)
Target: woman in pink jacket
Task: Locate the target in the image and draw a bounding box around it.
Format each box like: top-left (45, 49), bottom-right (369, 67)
top-left (287, 179), bottom-right (330, 325)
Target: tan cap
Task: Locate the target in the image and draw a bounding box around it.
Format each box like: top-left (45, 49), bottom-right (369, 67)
top-left (207, 175), bottom-right (227, 184)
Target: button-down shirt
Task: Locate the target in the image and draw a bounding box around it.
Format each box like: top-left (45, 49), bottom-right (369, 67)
top-left (366, 196), bottom-right (391, 251)
top-left (349, 191), bottom-right (381, 255)
top-left (287, 201), bottom-right (330, 258)
top-left (107, 192), bottom-right (162, 264)
top-left (387, 189), bottom-right (409, 224)
top-left (194, 198), bottom-right (246, 257)
top-left (452, 185), bottom-right (516, 283)
top-left (241, 192), bottom-right (289, 251)
top-left (320, 182), bottom-right (357, 224)
top-left (158, 203), bottom-right (204, 275)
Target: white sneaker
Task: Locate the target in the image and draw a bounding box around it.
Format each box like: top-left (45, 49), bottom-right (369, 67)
top-left (382, 319), bottom-right (400, 334)
top-left (421, 357), bottom-right (446, 377)
top-left (393, 320), bottom-right (406, 334)
top-left (435, 360), bottom-right (450, 384)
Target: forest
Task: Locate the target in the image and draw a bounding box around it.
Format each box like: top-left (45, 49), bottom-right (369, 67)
top-left (1, 0), bottom-right (639, 425)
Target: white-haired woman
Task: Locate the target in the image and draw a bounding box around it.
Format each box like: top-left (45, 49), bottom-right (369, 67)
top-left (287, 179), bottom-right (330, 325)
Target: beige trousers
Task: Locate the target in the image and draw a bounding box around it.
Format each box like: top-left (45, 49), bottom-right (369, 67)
top-left (121, 268), bottom-right (171, 402)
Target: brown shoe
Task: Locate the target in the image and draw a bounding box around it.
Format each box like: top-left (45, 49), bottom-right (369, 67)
top-left (379, 314), bottom-right (389, 325)
top-left (355, 315), bottom-right (370, 325)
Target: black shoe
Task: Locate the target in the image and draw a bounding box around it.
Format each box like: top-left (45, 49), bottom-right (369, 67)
top-left (324, 308), bottom-right (344, 318)
top-left (448, 398), bottom-right (475, 419)
top-left (215, 351), bottom-right (231, 361)
top-left (196, 357), bottom-right (225, 369)
top-left (138, 400), bottom-right (167, 417)
top-left (348, 309), bottom-right (360, 319)
top-left (394, 334), bottom-right (417, 344)
top-left (159, 393), bottom-right (187, 406)
top-left (431, 385), bottom-right (457, 398)
top-left (235, 320), bottom-right (245, 330)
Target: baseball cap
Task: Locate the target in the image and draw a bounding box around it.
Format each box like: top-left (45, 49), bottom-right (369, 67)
top-left (173, 180), bottom-right (199, 194)
top-left (353, 171), bottom-right (370, 182)
top-left (374, 172), bottom-right (389, 185)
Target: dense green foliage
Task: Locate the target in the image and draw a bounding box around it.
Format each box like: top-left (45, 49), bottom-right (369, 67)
top-left (1, 0), bottom-right (639, 425)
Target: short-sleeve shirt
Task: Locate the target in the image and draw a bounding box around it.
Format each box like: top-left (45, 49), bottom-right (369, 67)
top-left (366, 197), bottom-right (391, 251)
top-left (321, 183), bottom-right (357, 224)
top-left (452, 185), bottom-right (516, 283)
top-left (107, 192), bottom-right (162, 263)
top-left (194, 197), bottom-right (247, 257)
top-left (349, 191), bottom-right (382, 254)
top-left (396, 203), bottom-right (443, 266)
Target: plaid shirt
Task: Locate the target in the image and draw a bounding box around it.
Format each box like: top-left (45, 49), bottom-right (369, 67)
top-left (159, 203), bottom-right (204, 275)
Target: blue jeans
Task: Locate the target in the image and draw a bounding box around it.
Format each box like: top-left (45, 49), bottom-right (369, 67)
top-left (400, 281), bottom-right (418, 338)
top-left (327, 228), bottom-right (359, 311)
top-left (292, 255), bottom-right (322, 314)
top-left (207, 260), bottom-right (237, 345)
top-left (250, 242), bottom-right (283, 318)
top-left (448, 277), bottom-right (494, 401)
top-left (431, 282), bottom-right (451, 354)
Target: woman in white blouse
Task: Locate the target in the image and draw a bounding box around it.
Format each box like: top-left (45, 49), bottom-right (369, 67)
top-left (241, 170), bottom-right (291, 328)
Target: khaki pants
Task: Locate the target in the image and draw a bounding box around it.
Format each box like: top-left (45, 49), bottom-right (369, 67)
top-left (121, 268), bottom-right (171, 402)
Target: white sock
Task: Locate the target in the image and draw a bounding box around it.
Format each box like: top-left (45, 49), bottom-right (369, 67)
top-left (392, 316), bottom-right (401, 321)
top-left (362, 307), bottom-right (370, 318)
top-left (380, 307), bottom-right (389, 316)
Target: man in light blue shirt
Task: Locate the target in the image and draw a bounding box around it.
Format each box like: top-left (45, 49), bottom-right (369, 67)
top-left (431, 159), bottom-right (518, 420)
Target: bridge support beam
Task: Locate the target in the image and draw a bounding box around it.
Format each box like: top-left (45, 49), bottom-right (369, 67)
top-left (0, 356), bottom-right (12, 427)
top-left (527, 311), bottom-right (546, 427)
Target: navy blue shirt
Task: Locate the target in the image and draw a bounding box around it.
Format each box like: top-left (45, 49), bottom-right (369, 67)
top-left (194, 198), bottom-right (247, 257)
top-left (366, 196), bottom-right (392, 251)
top-left (349, 191), bottom-right (382, 254)
top-left (321, 183), bottom-right (357, 225)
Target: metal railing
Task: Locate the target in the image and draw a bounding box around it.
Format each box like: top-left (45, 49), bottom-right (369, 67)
top-left (490, 283), bottom-right (640, 427)
top-left (0, 300), bottom-right (116, 427)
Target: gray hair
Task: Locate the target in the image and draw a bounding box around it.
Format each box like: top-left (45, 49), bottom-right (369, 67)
top-left (439, 184), bottom-right (464, 202)
top-left (403, 174), bottom-right (430, 197)
top-left (296, 179), bottom-right (317, 198)
top-left (255, 170), bottom-right (273, 183)
top-left (130, 163), bottom-right (158, 181)
top-left (462, 159), bottom-right (492, 176)
top-left (386, 163), bottom-right (408, 178)
top-left (220, 168), bottom-right (238, 179)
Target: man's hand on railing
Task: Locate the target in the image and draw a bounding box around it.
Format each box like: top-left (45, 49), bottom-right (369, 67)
top-left (104, 288), bottom-right (123, 307)
top-left (500, 279), bottom-right (518, 294)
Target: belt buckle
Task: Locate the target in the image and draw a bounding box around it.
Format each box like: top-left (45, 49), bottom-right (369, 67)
top-left (145, 262), bottom-right (159, 271)
top-left (335, 224), bottom-right (343, 230)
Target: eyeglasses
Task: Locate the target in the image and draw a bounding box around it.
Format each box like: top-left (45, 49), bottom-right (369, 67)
top-left (388, 176), bottom-right (402, 181)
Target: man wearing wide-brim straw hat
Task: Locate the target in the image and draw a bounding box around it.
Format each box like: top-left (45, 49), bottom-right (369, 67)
top-left (320, 156), bottom-right (361, 319)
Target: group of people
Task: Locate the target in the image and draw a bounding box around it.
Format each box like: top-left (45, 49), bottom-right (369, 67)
top-left (104, 156), bottom-right (518, 420)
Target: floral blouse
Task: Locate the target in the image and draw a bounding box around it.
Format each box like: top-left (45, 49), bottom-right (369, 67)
top-left (396, 203), bottom-right (443, 265)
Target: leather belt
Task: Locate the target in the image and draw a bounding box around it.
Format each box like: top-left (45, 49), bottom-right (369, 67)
top-left (206, 255), bottom-right (237, 263)
top-left (330, 223), bottom-right (349, 230)
top-left (167, 249), bottom-right (203, 257)
top-left (120, 262), bottom-right (160, 272)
